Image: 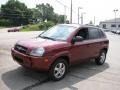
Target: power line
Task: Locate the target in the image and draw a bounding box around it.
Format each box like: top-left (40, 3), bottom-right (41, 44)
top-left (55, 0), bottom-right (67, 23)
top-left (55, 0), bottom-right (77, 23)
top-left (56, 0), bottom-right (67, 7)
top-left (55, 0), bottom-right (77, 13)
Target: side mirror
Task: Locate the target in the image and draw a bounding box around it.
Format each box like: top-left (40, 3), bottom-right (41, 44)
top-left (72, 36), bottom-right (84, 44)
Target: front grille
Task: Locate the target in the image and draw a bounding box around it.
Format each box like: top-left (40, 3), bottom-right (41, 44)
top-left (14, 44), bottom-right (28, 54)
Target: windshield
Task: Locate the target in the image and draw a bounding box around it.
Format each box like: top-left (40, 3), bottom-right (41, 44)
top-left (39, 25), bottom-right (76, 41)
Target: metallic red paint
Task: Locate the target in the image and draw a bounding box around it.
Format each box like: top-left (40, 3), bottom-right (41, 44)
top-left (11, 24), bottom-right (109, 71)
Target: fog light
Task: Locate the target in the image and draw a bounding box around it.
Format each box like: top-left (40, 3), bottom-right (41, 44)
top-left (44, 59), bottom-right (49, 62)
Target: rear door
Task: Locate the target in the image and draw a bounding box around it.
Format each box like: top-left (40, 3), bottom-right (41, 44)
top-left (87, 27), bottom-right (102, 58)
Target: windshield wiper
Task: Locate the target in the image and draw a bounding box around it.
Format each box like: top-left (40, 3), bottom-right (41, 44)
top-left (39, 36), bottom-right (56, 41)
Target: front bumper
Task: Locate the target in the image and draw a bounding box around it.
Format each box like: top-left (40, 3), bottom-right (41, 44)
top-left (11, 48), bottom-right (53, 71)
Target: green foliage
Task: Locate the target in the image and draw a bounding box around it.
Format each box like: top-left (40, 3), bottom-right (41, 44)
top-left (0, 0), bottom-right (66, 27)
top-left (57, 15), bottom-right (65, 23)
top-left (0, 19), bottom-right (12, 26)
top-left (36, 3), bottom-right (54, 22)
top-left (21, 21), bottom-right (55, 31)
top-left (39, 21), bottom-right (55, 30)
top-left (31, 8), bottom-right (41, 21)
top-left (21, 24), bottom-right (40, 31)
top-left (32, 3), bottom-right (66, 24)
top-left (38, 22), bottom-right (46, 30)
top-left (51, 14), bottom-right (65, 24)
top-left (1, 0), bottom-right (32, 26)
top-left (45, 21), bottom-right (55, 29)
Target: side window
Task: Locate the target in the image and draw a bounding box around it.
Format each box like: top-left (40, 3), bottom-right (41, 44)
top-left (75, 28), bottom-right (89, 40)
top-left (98, 29), bottom-right (105, 38)
top-left (88, 28), bottom-right (101, 39)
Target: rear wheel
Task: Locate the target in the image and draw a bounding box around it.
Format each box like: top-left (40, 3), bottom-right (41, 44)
top-left (49, 58), bottom-right (68, 81)
top-left (95, 50), bottom-right (106, 65)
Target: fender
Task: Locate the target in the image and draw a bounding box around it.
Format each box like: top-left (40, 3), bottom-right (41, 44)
top-left (50, 50), bottom-right (71, 64)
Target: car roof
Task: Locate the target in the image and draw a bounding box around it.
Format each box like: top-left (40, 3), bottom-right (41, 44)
top-left (59, 24), bottom-right (100, 29)
top-left (59, 24), bottom-right (81, 28)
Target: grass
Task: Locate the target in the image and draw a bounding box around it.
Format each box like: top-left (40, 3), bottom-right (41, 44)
top-left (21, 24), bottom-right (41, 32)
top-left (0, 27), bottom-right (5, 29)
top-left (21, 21), bottom-right (55, 32)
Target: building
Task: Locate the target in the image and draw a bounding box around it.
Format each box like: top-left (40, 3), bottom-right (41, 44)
top-left (99, 18), bottom-right (120, 31)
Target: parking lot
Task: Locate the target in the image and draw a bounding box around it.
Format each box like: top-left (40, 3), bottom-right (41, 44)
top-left (0, 31), bottom-right (120, 90)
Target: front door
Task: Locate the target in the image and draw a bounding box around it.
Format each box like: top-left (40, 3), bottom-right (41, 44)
top-left (70, 28), bottom-right (91, 64)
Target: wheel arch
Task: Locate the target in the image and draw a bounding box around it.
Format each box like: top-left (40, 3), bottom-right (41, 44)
top-left (54, 55), bottom-right (70, 65)
top-left (49, 55), bottom-right (70, 70)
top-left (101, 48), bottom-right (108, 53)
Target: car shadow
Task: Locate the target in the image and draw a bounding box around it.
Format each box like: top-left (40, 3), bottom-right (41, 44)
top-left (2, 67), bottom-right (48, 90)
top-left (43, 61), bottom-right (110, 90)
top-left (2, 60), bottom-right (109, 90)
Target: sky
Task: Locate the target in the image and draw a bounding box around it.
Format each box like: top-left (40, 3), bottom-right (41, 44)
top-left (0, 0), bottom-right (120, 25)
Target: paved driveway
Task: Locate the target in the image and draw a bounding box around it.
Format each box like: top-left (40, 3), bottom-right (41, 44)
top-left (0, 32), bottom-right (120, 90)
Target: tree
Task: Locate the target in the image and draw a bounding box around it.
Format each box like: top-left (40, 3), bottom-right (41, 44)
top-left (51, 13), bottom-right (65, 24)
top-left (36, 3), bottom-right (54, 22)
top-left (57, 15), bottom-right (65, 23)
top-left (31, 8), bottom-right (41, 21)
top-left (1, 0), bottom-right (32, 26)
top-left (0, 8), bottom-right (2, 19)
top-left (0, 1), bottom-right (67, 26)
top-left (32, 3), bottom-right (65, 24)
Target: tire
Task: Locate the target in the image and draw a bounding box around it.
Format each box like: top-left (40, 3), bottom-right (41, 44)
top-left (95, 50), bottom-right (106, 65)
top-left (48, 58), bottom-right (68, 81)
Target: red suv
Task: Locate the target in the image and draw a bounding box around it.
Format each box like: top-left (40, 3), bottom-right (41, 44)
top-left (11, 24), bottom-right (109, 81)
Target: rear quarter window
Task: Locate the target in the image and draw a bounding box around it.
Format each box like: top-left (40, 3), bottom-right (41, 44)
top-left (88, 28), bottom-right (101, 39)
top-left (98, 29), bottom-right (106, 38)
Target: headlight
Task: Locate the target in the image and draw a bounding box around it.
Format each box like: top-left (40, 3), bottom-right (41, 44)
top-left (30, 47), bottom-right (45, 57)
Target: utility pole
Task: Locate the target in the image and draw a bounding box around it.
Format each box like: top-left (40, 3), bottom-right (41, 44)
top-left (81, 12), bottom-right (86, 25)
top-left (78, 7), bottom-right (82, 24)
top-left (70, 0), bottom-right (72, 24)
top-left (94, 16), bottom-right (96, 25)
top-left (113, 9), bottom-right (118, 28)
top-left (81, 13), bottom-right (83, 25)
top-left (64, 6), bottom-right (66, 23)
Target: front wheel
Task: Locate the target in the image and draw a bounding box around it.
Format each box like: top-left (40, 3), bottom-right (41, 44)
top-left (95, 50), bottom-right (106, 65)
top-left (49, 58), bottom-right (68, 81)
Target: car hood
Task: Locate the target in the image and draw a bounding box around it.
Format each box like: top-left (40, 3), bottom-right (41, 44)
top-left (17, 37), bottom-right (68, 50)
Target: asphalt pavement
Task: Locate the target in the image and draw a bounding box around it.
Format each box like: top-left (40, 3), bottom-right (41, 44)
top-left (0, 30), bottom-right (120, 90)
